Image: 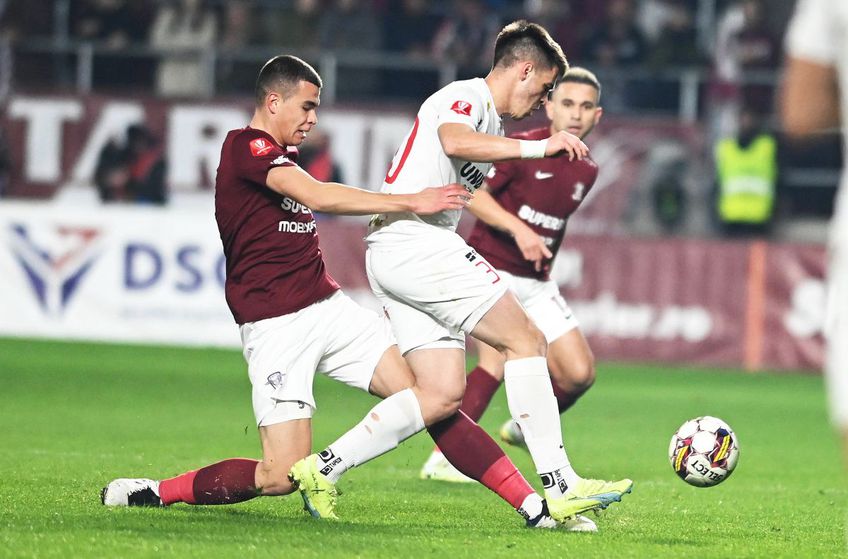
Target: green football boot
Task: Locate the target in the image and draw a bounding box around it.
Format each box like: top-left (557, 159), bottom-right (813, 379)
top-left (289, 454), bottom-right (339, 520)
top-left (547, 477), bottom-right (633, 520)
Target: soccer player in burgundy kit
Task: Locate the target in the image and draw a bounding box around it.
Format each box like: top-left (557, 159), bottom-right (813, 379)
top-left (420, 68), bottom-right (606, 482)
top-left (101, 54), bottom-right (579, 529)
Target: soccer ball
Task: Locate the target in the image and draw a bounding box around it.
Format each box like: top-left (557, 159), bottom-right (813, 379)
top-left (668, 416), bottom-right (740, 487)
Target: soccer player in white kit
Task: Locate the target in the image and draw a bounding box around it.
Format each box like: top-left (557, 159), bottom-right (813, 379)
top-left (782, 0), bottom-right (848, 466)
top-left (420, 68), bottom-right (605, 482)
top-left (366, 20), bottom-right (632, 521)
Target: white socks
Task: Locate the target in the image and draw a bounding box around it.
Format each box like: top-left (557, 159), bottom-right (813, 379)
top-left (504, 356), bottom-right (579, 497)
top-left (316, 388), bottom-right (425, 483)
top-left (518, 492), bottom-right (545, 521)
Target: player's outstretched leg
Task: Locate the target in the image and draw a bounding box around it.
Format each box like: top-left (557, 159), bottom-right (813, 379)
top-left (101, 458), bottom-right (261, 508)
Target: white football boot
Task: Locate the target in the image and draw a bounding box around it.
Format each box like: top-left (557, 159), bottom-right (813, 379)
top-left (101, 478), bottom-right (163, 507)
top-left (526, 500), bottom-right (598, 532)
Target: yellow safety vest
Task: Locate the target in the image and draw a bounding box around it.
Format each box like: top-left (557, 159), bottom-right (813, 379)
top-left (715, 134), bottom-right (777, 224)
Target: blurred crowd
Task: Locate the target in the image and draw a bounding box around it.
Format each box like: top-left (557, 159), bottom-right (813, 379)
top-left (94, 124), bottom-right (167, 205)
top-left (0, 0), bottom-right (791, 107)
top-left (0, 0), bottom-right (839, 237)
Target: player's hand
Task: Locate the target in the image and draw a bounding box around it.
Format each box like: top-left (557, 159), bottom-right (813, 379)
top-left (514, 225), bottom-right (553, 272)
top-left (412, 183), bottom-right (473, 214)
top-left (545, 130), bottom-right (589, 161)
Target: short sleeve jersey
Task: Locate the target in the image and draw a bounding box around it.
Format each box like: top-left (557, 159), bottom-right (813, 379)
top-left (371, 78), bottom-right (503, 235)
top-left (215, 127), bottom-right (339, 324)
top-left (785, 0), bottom-right (848, 241)
top-left (467, 127), bottom-right (598, 281)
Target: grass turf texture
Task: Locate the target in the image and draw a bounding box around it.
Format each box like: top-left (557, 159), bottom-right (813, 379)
top-left (1, 337), bottom-right (845, 558)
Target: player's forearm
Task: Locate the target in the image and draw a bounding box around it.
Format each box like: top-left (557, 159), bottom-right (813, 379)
top-left (469, 189), bottom-right (525, 235)
top-left (440, 127), bottom-right (526, 163)
top-left (307, 182), bottom-right (417, 215)
top-left (267, 167), bottom-right (420, 215)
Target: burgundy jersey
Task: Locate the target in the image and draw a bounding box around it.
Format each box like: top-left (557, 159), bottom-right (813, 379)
top-left (467, 126), bottom-right (598, 281)
top-left (215, 127), bottom-right (339, 324)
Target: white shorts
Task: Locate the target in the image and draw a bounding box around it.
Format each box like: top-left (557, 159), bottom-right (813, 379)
top-left (366, 230), bottom-right (508, 355)
top-left (239, 291), bottom-right (395, 426)
top-left (500, 270), bottom-right (579, 343)
top-left (825, 242), bottom-right (848, 428)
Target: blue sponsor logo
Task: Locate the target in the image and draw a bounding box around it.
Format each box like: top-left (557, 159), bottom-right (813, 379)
top-left (10, 223), bottom-right (227, 316)
top-left (9, 223), bottom-right (102, 315)
top-left (123, 243), bottom-right (226, 292)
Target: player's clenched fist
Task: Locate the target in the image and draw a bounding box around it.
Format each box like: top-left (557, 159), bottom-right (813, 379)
top-left (545, 130), bottom-right (589, 161)
top-left (412, 183), bottom-right (473, 214)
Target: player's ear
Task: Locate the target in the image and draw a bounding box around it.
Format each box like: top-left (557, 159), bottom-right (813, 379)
top-left (520, 62), bottom-right (533, 81)
top-left (593, 106), bottom-right (603, 126)
top-left (266, 91), bottom-right (280, 115)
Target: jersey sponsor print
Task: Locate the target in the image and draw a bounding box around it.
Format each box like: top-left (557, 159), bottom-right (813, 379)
top-left (467, 127), bottom-right (599, 281)
top-left (215, 127), bottom-right (338, 324)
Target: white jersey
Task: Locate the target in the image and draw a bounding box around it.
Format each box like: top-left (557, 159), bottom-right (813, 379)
top-left (786, 0), bottom-right (848, 429)
top-left (785, 0), bottom-right (848, 246)
top-left (369, 78), bottom-right (503, 240)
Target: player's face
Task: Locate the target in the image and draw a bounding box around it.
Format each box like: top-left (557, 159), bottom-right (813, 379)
top-left (271, 81), bottom-right (320, 146)
top-left (512, 65), bottom-right (559, 120)
top-left (545, 81), bottom-right (602, 140)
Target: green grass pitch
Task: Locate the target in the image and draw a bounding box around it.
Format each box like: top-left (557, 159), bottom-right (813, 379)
top-left (1, 337), bottom-right (846, 558)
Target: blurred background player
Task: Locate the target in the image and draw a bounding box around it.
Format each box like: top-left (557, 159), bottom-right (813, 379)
top-left (363, 20), bottom-right (631, 523)
top-left (101, 55), bottom-right (590, 531)
top-left (421, 67), bottom-right (604, 481)
top-left (781, 0), bottom-right (848, 466)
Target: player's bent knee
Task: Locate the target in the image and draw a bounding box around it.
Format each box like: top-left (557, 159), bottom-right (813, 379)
top-left (418, 389), bottom-right (463, 423)
top-left (369, 346), bottom-right (417, 399)
top-left (433, 393), bottom-right (463, 421)
top-left (575, 358), bottom-right (596, 391)
top-left (553, 357), bottom-right (595, 395)
top-left (517, 326), bottom-right (547, 357)
top-left (502, 327), bottom-right (547, 360)
top-left (444, 394), bottom-right (462, 416)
